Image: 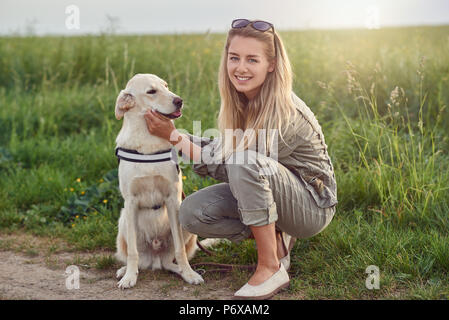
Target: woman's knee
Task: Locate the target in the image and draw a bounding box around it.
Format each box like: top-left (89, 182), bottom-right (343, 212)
top-left (179, 189), bottom-right (251, 242)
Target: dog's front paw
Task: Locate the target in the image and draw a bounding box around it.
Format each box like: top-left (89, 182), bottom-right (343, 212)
top-left (116, 266), bottom-right (127, 279)
top-left (117, 270), bottom-right (138, 289)
top-left (181, 268), bottom-right (204, 285)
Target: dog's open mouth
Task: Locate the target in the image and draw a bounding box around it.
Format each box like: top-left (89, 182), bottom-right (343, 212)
top-left (157, 110), bottom-right (182, 119)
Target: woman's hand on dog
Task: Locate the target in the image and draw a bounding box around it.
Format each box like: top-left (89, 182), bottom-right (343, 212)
top-left (145, 109), bottom-right (201, 162)
top-left (144, 109), bottom-right (180, 144)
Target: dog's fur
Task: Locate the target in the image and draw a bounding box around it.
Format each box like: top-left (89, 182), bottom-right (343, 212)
top-left (114, 74), bottom-right (206, 289)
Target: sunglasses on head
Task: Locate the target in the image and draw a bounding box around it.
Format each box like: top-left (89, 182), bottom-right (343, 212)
top-left (231, 19), bottom-right (274, 32)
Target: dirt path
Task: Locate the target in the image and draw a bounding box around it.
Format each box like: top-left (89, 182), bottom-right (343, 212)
top-left (0, 232), bottom-right (295, 300)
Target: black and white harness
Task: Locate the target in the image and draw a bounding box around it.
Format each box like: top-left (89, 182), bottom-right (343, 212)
top-left (115, 147), bottom-right (180, 174)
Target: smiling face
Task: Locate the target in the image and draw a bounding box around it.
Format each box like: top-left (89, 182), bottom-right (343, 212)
top-left (125, 74), bottom-right (183, 119)
top-left (227, 36), bottom-right (275, 100)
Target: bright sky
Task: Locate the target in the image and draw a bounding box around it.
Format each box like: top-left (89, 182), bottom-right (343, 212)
top-left (1, 0), bottom-right (448, 35)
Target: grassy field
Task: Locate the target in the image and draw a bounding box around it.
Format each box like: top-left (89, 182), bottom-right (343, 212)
top-left (0, 26), bottom-right (448, 299)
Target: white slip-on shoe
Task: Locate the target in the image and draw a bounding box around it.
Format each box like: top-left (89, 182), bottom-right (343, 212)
top-left (279, 232), bottom-right (296, 271)
top-left (234, 264), bottom-right (290, 300)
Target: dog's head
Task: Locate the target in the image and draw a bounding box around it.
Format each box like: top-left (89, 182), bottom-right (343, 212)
top-left (115, 74), bottom-right (183, 120)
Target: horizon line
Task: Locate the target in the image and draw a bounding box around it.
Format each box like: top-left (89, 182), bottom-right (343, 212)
top-left (1, 22), bottom-right (448, 38)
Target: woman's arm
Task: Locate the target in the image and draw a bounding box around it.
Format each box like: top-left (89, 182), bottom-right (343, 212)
top-left (144, 109), bottom-right (201, 162)
top-left (168, 130), bottom-right (202, 163)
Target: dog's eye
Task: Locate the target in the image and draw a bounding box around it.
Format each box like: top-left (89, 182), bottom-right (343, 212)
top-left (146, 89), bottom-right (157, 94)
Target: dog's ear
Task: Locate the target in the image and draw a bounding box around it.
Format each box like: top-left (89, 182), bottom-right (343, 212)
top-left (115, 90), bottom-right (136, 120)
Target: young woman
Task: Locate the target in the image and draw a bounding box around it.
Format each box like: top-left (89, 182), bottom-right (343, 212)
top-left (144, 19), bottom-right (337, 299)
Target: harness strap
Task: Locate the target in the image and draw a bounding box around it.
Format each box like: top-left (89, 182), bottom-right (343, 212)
top-left (115, 147), bottom-right (180, 174)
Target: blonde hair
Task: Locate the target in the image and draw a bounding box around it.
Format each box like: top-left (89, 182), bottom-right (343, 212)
top-left (217, 24), bottom-right (297, 161)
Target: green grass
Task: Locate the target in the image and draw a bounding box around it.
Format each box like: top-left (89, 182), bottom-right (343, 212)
top-left (1, 26), bottom-right (448, 299)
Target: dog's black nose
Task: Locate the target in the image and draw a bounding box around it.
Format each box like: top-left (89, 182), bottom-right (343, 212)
top-left (173, 97), bottom-right (183, 109)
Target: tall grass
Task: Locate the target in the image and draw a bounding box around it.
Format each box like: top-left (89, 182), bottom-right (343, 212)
top-left (322, 59), bottom-right (449, 223)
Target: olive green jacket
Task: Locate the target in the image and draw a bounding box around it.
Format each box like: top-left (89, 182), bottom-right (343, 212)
top-left (184, 93), bottom-right (338, 209)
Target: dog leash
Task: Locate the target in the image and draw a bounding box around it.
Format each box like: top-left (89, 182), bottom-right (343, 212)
top-left (193, 240), bottom-right (257, 274)
top-left (191, 262), bottom-right (256, 274)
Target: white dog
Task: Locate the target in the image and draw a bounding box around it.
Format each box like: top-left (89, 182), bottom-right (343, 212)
top-left (114, 73), bottom-right (207, 289)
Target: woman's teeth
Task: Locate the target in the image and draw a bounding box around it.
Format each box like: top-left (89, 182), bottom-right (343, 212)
top-left (236, 76), bottom-right (251, 81)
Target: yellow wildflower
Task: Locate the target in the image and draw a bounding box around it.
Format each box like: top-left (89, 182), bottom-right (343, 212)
top-left (103, 199), bottom-right (108, 204)
top-left (81, 191), bottom-right (85, 195)
top-left (182, 176), bottom-right (186, 180)
top-left (76, 178), bottom-right (81, 183)
top-left (70, 188), bottom-right (74, 192)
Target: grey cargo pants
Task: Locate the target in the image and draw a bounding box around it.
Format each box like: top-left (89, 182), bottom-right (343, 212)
top-left (179, 150), bottom-right (335, 242)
